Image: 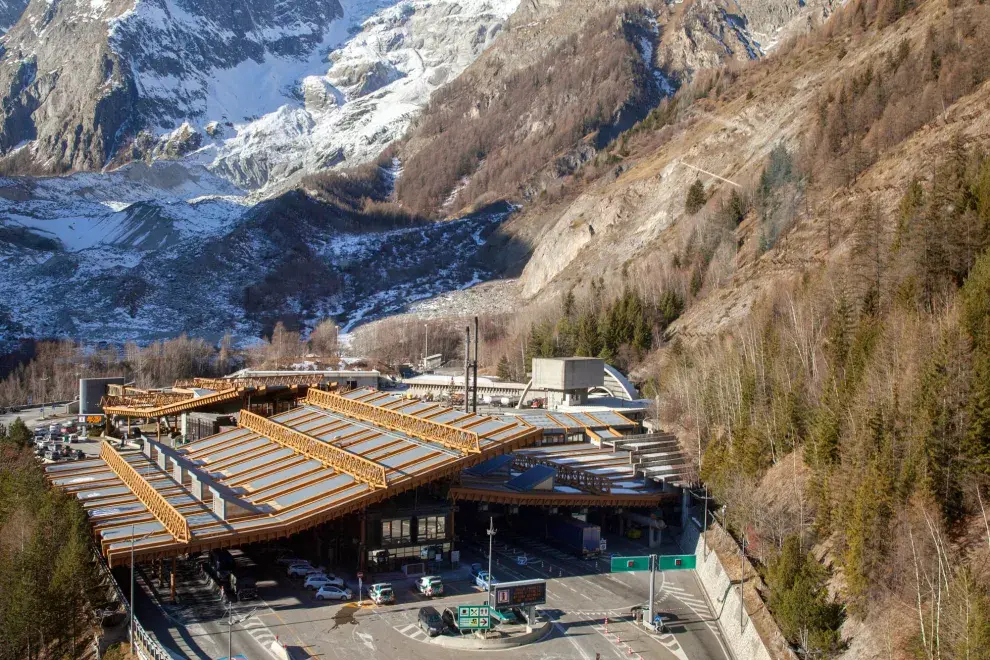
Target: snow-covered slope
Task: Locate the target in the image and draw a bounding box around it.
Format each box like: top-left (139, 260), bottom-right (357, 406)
top-left (207, 0), bottom-right (517, 192)
top-left (0, 161), bottom-right (515, 343)
top-left (0, 0), bottom-right (518, 188)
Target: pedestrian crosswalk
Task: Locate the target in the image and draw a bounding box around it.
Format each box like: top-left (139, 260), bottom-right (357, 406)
top-left (233, 606), bottom-right (281, 651)
top-left (662, 584), bottom-right (710, 608)
top-left (393, 622), bottom-right (430, 642)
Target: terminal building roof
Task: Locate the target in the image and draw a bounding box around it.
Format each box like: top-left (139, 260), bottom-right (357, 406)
top-left (451, 441), bottom-right (673, 508)
top-left (495, 410), bottom-right (637, 436)
top-left (47, 388), bottom-right (539, 566)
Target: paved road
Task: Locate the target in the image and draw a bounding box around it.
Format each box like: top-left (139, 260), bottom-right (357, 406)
top-left (135, 530), bottom-right (730, 660)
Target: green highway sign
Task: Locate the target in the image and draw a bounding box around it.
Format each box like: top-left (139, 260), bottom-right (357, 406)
top-left (457, 604), bottom-right (491, 630)
top-left (611, 556), bottom-right (651, 572)
top-left (657, 555), bottom-right (697, 570)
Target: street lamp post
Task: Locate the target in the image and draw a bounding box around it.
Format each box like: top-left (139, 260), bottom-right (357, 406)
top-left (225, 600), bottom-right (254, 660)
top-left (487, 517), bottom-right (497, 597)
top-left (39, 376), bottom-right (49, 420)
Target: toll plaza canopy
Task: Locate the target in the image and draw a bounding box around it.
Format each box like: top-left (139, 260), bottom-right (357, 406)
top-left (46, 388), bottom-right (540, 567)
top-left (101, 374), bottom-right (339, 418)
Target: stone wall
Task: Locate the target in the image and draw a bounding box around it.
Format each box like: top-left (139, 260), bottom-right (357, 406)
top-left (679, 510), bottom-right (797, 660)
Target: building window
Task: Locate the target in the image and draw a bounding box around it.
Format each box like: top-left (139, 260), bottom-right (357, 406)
top-left (382, 518), bottom-right (411, 545)
top-left (418, 515), bottom-right (446, 541)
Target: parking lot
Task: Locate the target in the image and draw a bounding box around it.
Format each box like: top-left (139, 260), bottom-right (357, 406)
top-left (128, 529), bottom-right (730, 660)
top-left (0, 405), bottom-right (106, 461)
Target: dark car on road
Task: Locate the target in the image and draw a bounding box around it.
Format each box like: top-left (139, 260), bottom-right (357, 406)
top-left (441, 607), bottom-right (458, 632)
top-left (418, 606), bottom-right (445, 637)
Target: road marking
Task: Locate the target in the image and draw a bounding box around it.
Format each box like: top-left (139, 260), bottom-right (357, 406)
top-left (355, 630), bottom-right (375, 652)
top-left (554, 622), bottom-right (593, 660)
top-left (393, 623), bottom-right (428, 641)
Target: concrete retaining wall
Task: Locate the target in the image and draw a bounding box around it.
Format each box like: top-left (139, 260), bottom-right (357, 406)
top-left (680, 520), bottom-right (771, 660)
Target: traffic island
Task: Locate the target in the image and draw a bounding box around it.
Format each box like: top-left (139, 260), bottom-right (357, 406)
top-left (429, 619), bottom-right (553, 649)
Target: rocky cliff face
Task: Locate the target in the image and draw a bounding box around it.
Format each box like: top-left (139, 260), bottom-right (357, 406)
top-left (0, 0), bottom-right (845, 348)
top-left (0, 0), bottom-right (519, 190)
top-left (0, 0), bottom-right (350, 173)
top-left (0, 161), bottom-right (515, 343)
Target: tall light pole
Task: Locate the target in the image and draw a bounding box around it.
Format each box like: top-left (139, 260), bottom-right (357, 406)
top-left (487, 517), bottom-right (496, 596)
top-left (739, 536), bottom-right (747, 630)
top-left (225, 599), bottom-right (254, 660)
top-left (39, 376), bottom-right (49, 419)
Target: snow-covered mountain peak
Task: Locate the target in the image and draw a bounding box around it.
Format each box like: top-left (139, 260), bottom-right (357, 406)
top-left (0, 0), bottom-right (516, 183)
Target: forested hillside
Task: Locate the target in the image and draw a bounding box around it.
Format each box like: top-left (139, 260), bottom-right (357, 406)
top-left (435, 0), bottom-right (990, 654)
top-left (0, 423), bottom-right (104, 659)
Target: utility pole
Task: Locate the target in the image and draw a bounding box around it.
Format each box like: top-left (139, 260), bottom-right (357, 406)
top-left (228, 597), bottom-right (233, 660)
top-left (703, 485), bottom-right (709, 555)
top-left (130, 523), bottom-right (136, 650)
top-left (472, 316), bottom-right (479, 413)
top-left (487, 517), bottom-right (497, 596)
top-left (424, 324), bottom-right (429, 364)
top-left (464, 326), bottom-right (471, 414)
top-left (40, 376), bottom-right (49, 420)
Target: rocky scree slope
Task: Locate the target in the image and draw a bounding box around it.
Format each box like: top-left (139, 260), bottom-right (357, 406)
top-left (0, 0), bottom-right (837, 348)
top-left (496, 0), bottom-right (990, 341)
top-left (0, 0), bottom-right (27, 32)
top-left (395, 0), bottom-right (838, 220)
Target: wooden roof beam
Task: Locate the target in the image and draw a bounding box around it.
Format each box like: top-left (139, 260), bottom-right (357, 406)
top-left (305, 389), bottom-right (481, 454)
top-left (238, 410), bottom-right (388, 489)
top-left (99, 442), bottom-right (191, 544)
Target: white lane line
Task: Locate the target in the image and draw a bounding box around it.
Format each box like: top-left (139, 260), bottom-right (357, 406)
top-left (554, 622), bottom-right (593, 660)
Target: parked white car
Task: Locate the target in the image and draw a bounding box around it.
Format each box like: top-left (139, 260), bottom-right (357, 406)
top-left (287, 562), bottom-right (321, 578)
top-left (315, 585), bottom-right (352, 601)
top-left (304, 573), bottom-right (344, 590)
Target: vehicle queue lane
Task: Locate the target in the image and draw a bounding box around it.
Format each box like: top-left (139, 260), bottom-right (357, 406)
top-left (469, 530), bottom-right (732, 660)
top-left (128, 528), bottom-right (730, 660)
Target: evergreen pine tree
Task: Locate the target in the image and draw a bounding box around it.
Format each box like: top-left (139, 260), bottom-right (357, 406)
top-left (962, 248), bottom-right (990, 475)
top-left (685, 179), bottom-right (707, 215)
top-left (7, 418), bottom-right (31, 448)
top-left (562, 289), bottom-right (576, 318)
top-left (633, 316), bottom-right (652, 354)
top-left (496, 355), bottom-right (512, 380)
top-left (576, 312), bottom-right (602, 357)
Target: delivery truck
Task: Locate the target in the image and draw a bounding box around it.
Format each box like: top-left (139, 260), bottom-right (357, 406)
top-left (548, 516), bottom-right (602, 559)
